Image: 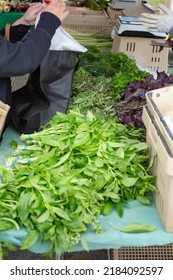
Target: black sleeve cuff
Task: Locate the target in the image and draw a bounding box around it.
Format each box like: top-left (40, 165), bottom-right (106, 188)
top-left (36, 12), bottom-right (61, 38)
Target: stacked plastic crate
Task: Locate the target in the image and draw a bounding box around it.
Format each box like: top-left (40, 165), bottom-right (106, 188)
top-left (142, 86), bottom-right (173, 233)
top-left (111, 3), bottom-right (169, 73)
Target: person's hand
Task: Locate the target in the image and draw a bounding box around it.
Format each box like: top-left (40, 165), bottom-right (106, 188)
top-left (12, 3), bottom-right (43, 26)
top-left (139, 4), bottom-right (173, 33)
top-left (42, 0), bottom-right (69, 22)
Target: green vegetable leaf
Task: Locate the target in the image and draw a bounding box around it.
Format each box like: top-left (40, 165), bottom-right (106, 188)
top-left (73, 132), bottom-right (90, 147)
top-left (147, 155), bottom-right (156, 171)
top-left (0, 219), bottom-right (16, 231)
top-left (86, 111), bottom-right (96, 122)
top-left (136, 195), bottom-right (150, 205)
top-left (53, 207), bottom-right (71, 221)
top-left (95, 158), bottom-right (104, 168)
top-left (0, 217), bottom-right (19, 230)
top-left (55, 152), bottom-right (70, 167)
top-left (37, 210), bottom-right (50, 223)
top-left (115, 203), bottom-right (124, 218)
top-left (10, 140), bottom-right (18, 150)
top-left (130, 143), bottom-right (148, 151)
top-left (81, 237), bottom-right (89, 252)
top-left (115, 147), bottom-right (124, 158)
top-left (18, 192), bottom-right (35, 223)
top-left (119, 222), bottom-right (156, 233)
top-left (101, 201), bottom-right (113, 216)
top-left (21, 230), bottom-right (39, 250)
top-left (121, 177), bottom-right (138, 187)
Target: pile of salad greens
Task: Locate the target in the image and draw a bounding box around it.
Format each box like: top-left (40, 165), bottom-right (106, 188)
top-left (0, 110), bottom-right (156, 256)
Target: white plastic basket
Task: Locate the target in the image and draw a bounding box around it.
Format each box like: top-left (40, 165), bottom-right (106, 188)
top-left (145, 86), bottom-right (173, 154)
top-left (142, 105), bottom-right (173, 232)
top-left (112, 33), bottom-right (168, 73)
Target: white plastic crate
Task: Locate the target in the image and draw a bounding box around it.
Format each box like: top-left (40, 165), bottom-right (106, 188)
top-left (112, 32), bottom-right (168, 73)
top-left (142, 105), bottom-right (173, 232)
top-left (145, 86), bottom-right (173, 154)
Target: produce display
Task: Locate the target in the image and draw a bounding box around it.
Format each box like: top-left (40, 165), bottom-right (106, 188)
top-left (65, 0), bottom-right (109, 10)
top-left (0, 0), bottom-right (109, 12)
top-left (0, 1), bottom-right (30, 12)
top-left (74, 47), bottom-right (173, 128)
top-left (1, 34), bottom-right (172, 257)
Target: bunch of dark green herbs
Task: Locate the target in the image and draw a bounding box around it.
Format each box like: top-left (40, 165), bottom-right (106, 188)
top-left (70, 50), bottom-right (150, 122)
top-left (78, 49), bottom-right (150, 95)
top-left (0, 110), bottom-right (156, 256)
top-left (70, 68), bottom-right (116, 118)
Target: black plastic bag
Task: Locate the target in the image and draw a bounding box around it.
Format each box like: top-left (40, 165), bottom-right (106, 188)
top-left (11, 50), bottom-right (78, 134)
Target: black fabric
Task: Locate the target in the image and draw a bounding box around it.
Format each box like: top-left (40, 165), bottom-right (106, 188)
top-left (0, 25), bottom-right (30, 42)
top-left (11, 50), bottom-right (78, 134)
top-left (37, 12), bottom-right (61, 38)
top-left (0, 12), bottom-right (62, 136)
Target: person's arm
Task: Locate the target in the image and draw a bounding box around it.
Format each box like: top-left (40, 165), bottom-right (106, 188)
top-left (0, 13), bottom-right (59, 76)
top-left (0, 25), bottom-right (30, 43)
top-left (0, 1), bottom-right (69, 77)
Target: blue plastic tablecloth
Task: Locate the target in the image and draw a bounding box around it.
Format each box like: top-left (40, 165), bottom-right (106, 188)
top-left (1, 127), bottom-right (173, 254)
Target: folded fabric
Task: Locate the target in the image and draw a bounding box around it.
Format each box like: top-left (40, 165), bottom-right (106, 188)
top-left (35, 12), bottom-right (87, 52)
top-left (50, 26), bottom-right (87, 52)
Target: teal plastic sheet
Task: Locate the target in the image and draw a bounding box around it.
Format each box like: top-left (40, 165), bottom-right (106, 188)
top-left (1, 197), bottom-right (173, 254)
top-left (0, 126), bottom-right (22, 165)
top-left (1, 127), bottom-right (173, 254)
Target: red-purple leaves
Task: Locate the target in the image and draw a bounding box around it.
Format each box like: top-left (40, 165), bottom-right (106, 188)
top-left (115, 71), bottom-right (173, 128)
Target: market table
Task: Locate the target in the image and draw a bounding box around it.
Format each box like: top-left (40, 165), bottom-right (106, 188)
top-left (1, 126), bottom-right (173, 255)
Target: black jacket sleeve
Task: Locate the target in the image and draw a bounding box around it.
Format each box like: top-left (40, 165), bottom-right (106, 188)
top-left (0, 25), bottom-right (30, 42)
top-left (0, 12), bottom-right (61, 77)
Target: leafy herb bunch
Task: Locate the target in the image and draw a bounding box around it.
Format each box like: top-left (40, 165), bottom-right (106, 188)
top-left (115, 71), bottom-right (173, 128)
top-left (0, 110), bottom-right (156, 255)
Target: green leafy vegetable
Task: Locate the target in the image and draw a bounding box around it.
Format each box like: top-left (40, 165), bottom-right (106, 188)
top-left (20, 230), bottom-right (39, 250)
top-left (111, 222), bottom-right (156, 233)
top-left (119, 222), bottom-right (156, 233)
top-left (115, 203), bottom-right (124, 218)
top-left (136, 195), bottom-right (151, 205)
top-left (0, 110), bottom-right (156, 255)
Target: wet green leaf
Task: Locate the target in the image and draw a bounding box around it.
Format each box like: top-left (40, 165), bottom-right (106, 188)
top-left (37, 210), bottom-right (50, 223)
top-left (119, 222), bottom-right (156, 233)
top-left (136, 195), bottom-right (150, 205)
top-left (81, 238), bottom-right (89, 252)
top-left (121, 177), bottom-right (138, 187)
top-left (21, 230), bottom-right (39, 250)
top-left (115, 203), bottom-right (124, 218)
